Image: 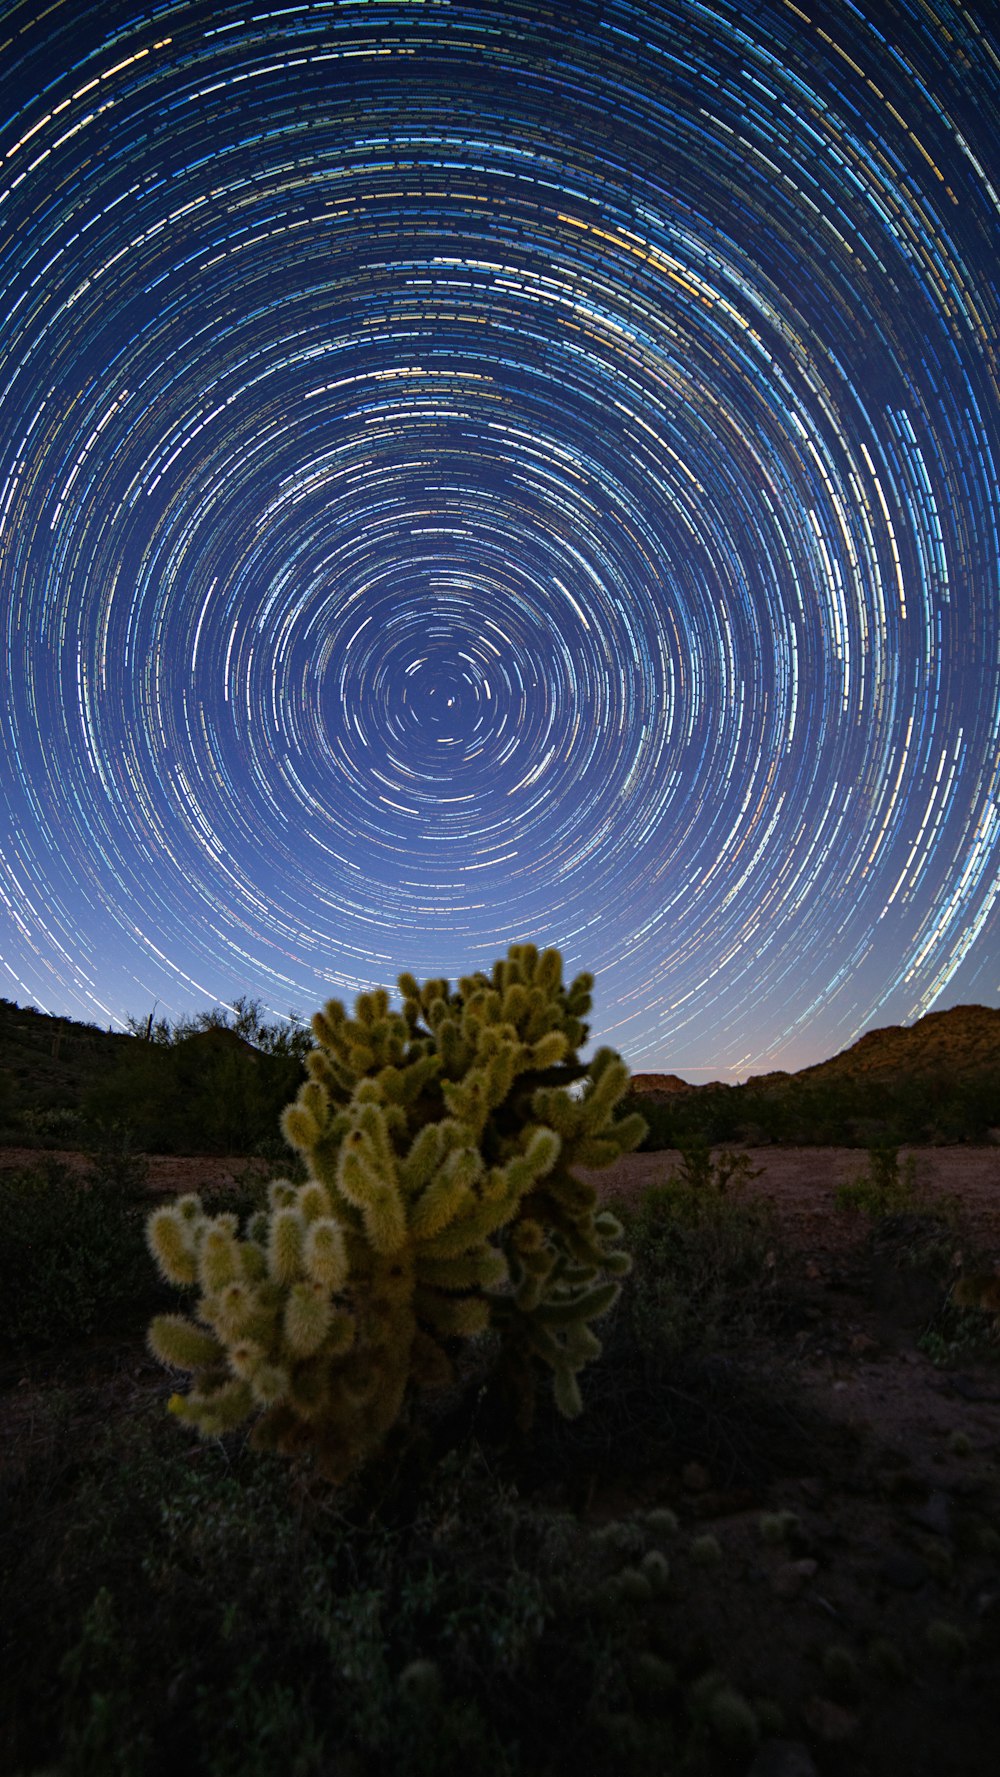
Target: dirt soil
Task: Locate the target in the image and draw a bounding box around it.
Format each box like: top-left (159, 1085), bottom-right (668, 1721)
top-left (4, 1142), bottom-right (999, 1775)
top-left (6, 1138), bottom-right (998, 1238)
top-left (586, 1144), bottom-right (1000, 1517)
top-left (581, 1141), bottom-right (1000, 1250)
top-left (578, 1145), bottom-right (1000, 1776)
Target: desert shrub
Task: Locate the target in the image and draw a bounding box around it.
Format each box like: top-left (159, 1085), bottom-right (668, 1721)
top-left (17, 1104), bottom-right (86, 1143)
top-left (887, 1065), bottom-right (1000, 1144)
top-left (917, 1261), bottom-right (1000, 1366)
top-left (624, 1092), bottom-right (677, 1151)
top-left (84, 1030), bottom-right (307, 1155)
top-left (0, 1398), bottom-right (675, 1777)
top-left (0, 1153), bottom-right (156, 1350)
top-left (627, 1087), bottom-right (749, 1151)
top-left (918, 1298), bottom-right (1000, 1366)
top-left (630, 1068), bottom-right (1000, 1150)
top-left (835, 1144), bottom-right (921, 1215)
top-left (145, 945), bottom-right (645, 1481)
top-left (612, 1142), bottom-right (778, 1361)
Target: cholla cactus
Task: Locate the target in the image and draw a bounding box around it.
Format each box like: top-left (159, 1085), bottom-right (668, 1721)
top-left (146, 944), bottom-right (646, 1479)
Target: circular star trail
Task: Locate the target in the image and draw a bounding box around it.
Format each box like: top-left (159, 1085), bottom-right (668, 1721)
top-left (0, 0), bottom-right (997, 1075)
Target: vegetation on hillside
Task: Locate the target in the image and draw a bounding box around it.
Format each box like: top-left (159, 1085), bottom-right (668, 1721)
top-left (1, 996), bottom-right (997, 1155)
top-left (628, 1066), bottom-right (1000, 1149)
top-left (0, 994), bottom-right (312, 1156)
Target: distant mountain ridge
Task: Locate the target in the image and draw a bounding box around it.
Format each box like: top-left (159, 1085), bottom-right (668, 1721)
top-left (794, 1004), bottom-right (1000, 1083)
top-left (627, 1070), bottom-right (696, 1097)
top-left (2, 996), bottom-right (997, 1151)
top-left (631, 1004), bottom-right (1000, 1099)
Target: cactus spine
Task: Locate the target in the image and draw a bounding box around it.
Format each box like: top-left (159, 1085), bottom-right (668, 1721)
top-left (146, 944), bottom-right (645, 1479)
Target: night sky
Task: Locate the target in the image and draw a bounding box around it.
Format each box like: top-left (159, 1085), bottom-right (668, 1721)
top-left (0, 0), bottom-right (997, 1079)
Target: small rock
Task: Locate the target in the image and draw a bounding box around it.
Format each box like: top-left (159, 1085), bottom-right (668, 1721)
top-left (772, 1558), bottom-right (818, 1600)
top-left (908, 1490), bottom-right (953, 1537)
top-left (801, 1695), bottom-right (859, 1742)
top-left (953, 1473), bottom-right (987, 1497)
top-left (692, 1486), bottom-right (756, 1518)
top-left (972, 1585), bottom-right (1000, 1621)
top-left (943, 1374), bottom-right (1000, 1403)
top-left (879, 1551), bottom-right (931, 1591)
top-left (747, 1739), bottom-right (820, 1777)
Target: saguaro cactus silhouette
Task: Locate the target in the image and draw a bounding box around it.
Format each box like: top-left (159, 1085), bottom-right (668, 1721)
top-left (147, 944), bottom-right (646, 1479)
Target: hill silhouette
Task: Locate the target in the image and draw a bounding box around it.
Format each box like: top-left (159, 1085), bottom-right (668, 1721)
top-left (0, 999), bottom-right (129, 1124)
top-left (793, 1003), bottom-right (1000, 1085)
top-left (630, 1005), bottom-right (1000, 1098)
top-left (627, 1004), bottom-right (1000, 1149)
top-left (0, 996), bottom-right (308, 1155)
top-left (629, 1070), bottom-right (696, 1097)
top-left (1, 996), bottom-right (997, 1153)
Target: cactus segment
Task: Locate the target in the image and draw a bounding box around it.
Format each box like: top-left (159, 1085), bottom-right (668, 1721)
top-left (146, 1205), bottom-right (199, 1286)
top-left (148, 1314), bottom-right (226, 1372)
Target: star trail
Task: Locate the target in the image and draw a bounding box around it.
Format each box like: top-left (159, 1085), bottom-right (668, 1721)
top-left (0, 0), bottom-right (997, 1077)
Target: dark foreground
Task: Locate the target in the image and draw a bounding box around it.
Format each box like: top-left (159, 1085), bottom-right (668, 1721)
top-left (1, 1149), bottom-right (998, 1777)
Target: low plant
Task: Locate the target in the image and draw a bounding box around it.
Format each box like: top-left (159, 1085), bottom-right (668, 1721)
top-left (705, 1684), bottom-right (759, 1754)
top-left (617, 1142), bottom-right (778, 1360)
top-left (835, 1144), bottom-right (920, 1215)
top-left (4, 1403), bottom-right (559, 1777)
top-left (663, 1137), bottom-right (763, 1204)
top-left (18, 1104), bottom-right (85, 1142)
top-left (146, 945), bottom-right (645, 1480)
top-left (758, 1509), bottom-right (799, 1545)
top-left (0, 1152), bottom-right (154, 1350)
top-left (690, 1533), bottom-right (723, 1569)
top-left (918, 1295), bottom-right (1000, 1366)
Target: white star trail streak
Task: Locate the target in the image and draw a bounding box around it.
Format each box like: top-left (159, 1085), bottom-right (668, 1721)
top-left (0, 0), bottom-right (997, 1076)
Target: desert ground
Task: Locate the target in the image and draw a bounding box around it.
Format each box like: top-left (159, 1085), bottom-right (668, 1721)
top-left (4, 1140), bottom-right (999, 1775)
top-left (5, 1138), bottom-right (997, 1249)
top-left (9, 1137), bottom-right (998, 1526)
